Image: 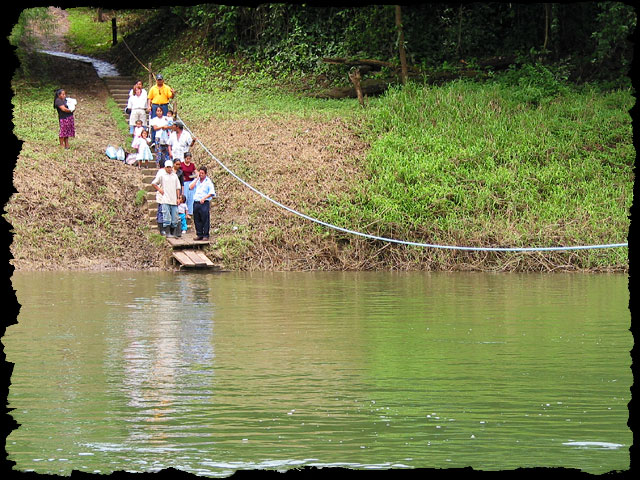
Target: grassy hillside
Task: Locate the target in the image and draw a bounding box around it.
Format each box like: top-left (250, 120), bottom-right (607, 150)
top-left (8, 7), bottom-right (633, 272)
top-left (145, 49), bottom-right (632, 271)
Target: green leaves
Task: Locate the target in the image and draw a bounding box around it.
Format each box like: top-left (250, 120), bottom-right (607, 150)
top-left (321, 80), bottom-right (632, 259)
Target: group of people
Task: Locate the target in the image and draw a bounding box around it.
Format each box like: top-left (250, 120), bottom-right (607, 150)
top-left (136, 74), bottom-right (216, 241)
top-left (53, 74), bottom-right (217, 242)
top-left (126, 75), bottom-right (196, 169)
top-left (151, 160), bottom-right (216, 241)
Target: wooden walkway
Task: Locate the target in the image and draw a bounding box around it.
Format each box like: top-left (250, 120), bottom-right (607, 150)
top-left (103, 75), bottom-right (222, 271)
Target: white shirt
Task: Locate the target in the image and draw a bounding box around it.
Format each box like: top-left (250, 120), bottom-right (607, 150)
top-left (151, 169), bottom-right (181, 205)
top-left (150, 116), bottom-right (170, 144)
top-left (127, 91), bottom-right (147, 110)
top-left (193, 176), bottom-right (216, 202)
top-left (168, 130), bottom-right (193, 161)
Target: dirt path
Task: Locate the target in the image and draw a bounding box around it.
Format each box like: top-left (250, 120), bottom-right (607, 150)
top-left (31, 7), bottom-right (71, 52)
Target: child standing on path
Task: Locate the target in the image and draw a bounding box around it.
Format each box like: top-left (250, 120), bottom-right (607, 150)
top-left (131, 120), bottom-right (145, 145)
top-left (177, 195), bottom-right (189, 234)
top-left (181, 152), bottom-right (197, 215)
top-left (131, 129), bottom-right (153, 168)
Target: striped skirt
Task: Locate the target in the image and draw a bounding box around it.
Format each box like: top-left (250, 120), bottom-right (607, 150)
top-left (59, 116), bottom-right (75, 138)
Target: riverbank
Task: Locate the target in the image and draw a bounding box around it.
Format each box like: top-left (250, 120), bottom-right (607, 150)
top-left (7, 8), bottom-right (632, 273)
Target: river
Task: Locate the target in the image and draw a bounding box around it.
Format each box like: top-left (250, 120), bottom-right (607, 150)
top-left (5, 271), bottom-right (631, 476)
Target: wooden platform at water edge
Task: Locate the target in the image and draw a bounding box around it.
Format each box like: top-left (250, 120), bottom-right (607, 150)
top-left (141, 164), bottom-right (223, 271)
top-left (102, 75), bottom-right (222, 271)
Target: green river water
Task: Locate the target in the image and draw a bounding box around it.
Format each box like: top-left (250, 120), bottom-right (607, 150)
top-left (5, 271), bottom-right (632, 476)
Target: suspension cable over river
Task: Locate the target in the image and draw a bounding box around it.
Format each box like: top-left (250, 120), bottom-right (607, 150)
top-left (178, 118), bottom-right (628, 253)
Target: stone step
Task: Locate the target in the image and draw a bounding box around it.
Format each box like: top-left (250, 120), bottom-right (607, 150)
top-left (103, 76), bottom-right (136, 85)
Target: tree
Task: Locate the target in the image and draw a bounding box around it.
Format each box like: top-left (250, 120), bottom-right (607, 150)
top-left (395, 5), bottom-right (408, 84)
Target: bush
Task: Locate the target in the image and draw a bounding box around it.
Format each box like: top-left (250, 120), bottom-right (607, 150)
top-left (495, 62), bottom-right (570, 106)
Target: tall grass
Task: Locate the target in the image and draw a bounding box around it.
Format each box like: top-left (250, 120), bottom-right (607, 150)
top-left (65, 8), bottom-right (114, 56)
top-left (316, 80), bottom-right (633, 268)
top-left (142, 55), bottom-right (361, 122)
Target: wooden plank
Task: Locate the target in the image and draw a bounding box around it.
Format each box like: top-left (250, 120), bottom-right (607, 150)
top-left (172, 250), bottom-right (195, 267)
top-left (166, 235), bottom-right (210, 248)
top-left (191, 250), bottom-right (215, 267)
top-left (183, 250), bottom-right (207, 266)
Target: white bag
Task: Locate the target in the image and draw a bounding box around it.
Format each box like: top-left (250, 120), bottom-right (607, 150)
top-left (105, 145), bottom-right (118, 159)
top-left (140, 143), bottom-right (154, 161)
top-left (66, 97), bottom-right (77, 112)
top-left (116, 147), bottom-right (126, 162)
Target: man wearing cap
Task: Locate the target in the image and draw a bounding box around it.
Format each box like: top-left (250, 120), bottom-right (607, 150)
top-left (151, 159), bottom-right (182, 238)
top-left (147, 74), bottom-right (175, 143)
top-left (189, 166), bottom-right (216, 241)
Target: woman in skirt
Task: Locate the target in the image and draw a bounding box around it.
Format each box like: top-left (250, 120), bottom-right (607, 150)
top-left (54, 88), bottom-right (75, 149)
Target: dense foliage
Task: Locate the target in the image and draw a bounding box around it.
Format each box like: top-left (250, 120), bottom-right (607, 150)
top-left (167, 2), bottom-right (635, 86)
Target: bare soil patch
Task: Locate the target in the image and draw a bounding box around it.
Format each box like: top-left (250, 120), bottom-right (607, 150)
top-left (191, 115), bottom-right (372, 270)
top-left (29, 7), bottom-right (72, 52)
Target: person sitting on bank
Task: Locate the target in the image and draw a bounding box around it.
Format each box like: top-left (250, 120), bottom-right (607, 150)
top-left (189, 166), bottom-right (216, 241)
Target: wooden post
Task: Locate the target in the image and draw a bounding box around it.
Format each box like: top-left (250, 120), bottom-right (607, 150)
top-left (395, 5), bottom-right (408, 84)
top-left (111, 17), bottom-right (117, 45)
top-left (348, 68), bottom-right (365, 108)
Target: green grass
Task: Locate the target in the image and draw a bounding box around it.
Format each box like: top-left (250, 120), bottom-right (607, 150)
top-left (65, 8), bottom-right (115, 56)
top-left (11, 83), bottom-right (60, 142)
top-left (154, 48), bottom-right (632, 269)
top-left (313, 80), bottom-right (632, 267)
top-left (105, 97), bottom-right (131, 136)
top-left (135, 54), bottom-right (361, 122)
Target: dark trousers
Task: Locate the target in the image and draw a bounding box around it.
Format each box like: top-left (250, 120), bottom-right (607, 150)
top-left (193, 200), bottom-right (211, 237)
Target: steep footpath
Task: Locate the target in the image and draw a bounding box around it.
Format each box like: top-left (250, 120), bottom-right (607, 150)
top-left (102, 75), bottom-right (223, 270)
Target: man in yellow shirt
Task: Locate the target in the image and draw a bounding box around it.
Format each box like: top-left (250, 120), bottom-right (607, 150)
top-left (147, 74), bottom-right (175, 143)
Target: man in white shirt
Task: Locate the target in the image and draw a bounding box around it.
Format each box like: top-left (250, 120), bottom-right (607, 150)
top-left (167, 121), bottom-right (195, 162)
top-left (151, 160), bottom-right (182, 237)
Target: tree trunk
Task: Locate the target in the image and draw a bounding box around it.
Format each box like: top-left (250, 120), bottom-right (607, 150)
top-left (456, 4), bottom-right (463, 57)
top-left (543, 3), bottom-right (551, 51)
top-left (395, 6), bottom-right (408, 84)
top-left (348, 69), bottom-right (365, 107)
top-left (111, 17), bottom-right (117, 46)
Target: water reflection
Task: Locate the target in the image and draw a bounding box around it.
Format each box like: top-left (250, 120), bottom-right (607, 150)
top-left (107, 275), bottom-right (216, 450)
top-left (6, 271), bottom-right (631, 476)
